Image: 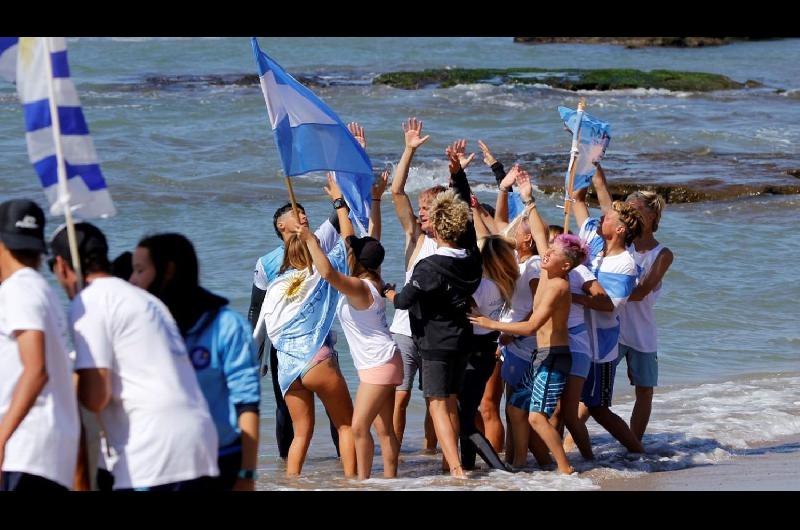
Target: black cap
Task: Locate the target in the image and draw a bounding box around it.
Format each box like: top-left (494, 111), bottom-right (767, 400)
top-left (50, 222), bottom-right (109, 268)
top-left (0, 199), bottom-right (46, 253)
top-left (346, 235), bottom-right (385, 270)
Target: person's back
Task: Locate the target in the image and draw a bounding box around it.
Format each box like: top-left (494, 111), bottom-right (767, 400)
top-left (336, 279), bottom-right (396, 370)
top-left (71, 276), bottom-right (218, 489)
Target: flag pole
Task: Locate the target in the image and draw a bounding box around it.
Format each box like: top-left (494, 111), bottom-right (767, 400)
top-left (563, 97), bottom-right (586, 233)
top-left (43, 37), bottom-right (83, 291)
top-left (284, 175), bottom-right (302, 224)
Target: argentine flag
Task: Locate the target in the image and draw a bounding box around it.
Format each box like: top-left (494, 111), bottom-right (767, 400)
top-left (254, 239), bottom-right (348, 396)
top-left (251, 37), bottom-right (373, 234)
top-left (559, 106), bottom-right (611, 195)
top-left (2, 37), bottom-right (115, 219)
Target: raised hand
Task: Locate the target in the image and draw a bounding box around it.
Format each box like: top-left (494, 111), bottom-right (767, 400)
top-left (515, 169), bottom-right (533, 203)
top-left (373, 169), bottom-right (389, 199)
top-left (445, 147), bottom-right (462, 175)
top-left (402, 117), bottom-right (430, 150)
top-left (478, 139), bottom-right (497, 167)
top-left (348, 122), bottom-right (367, 150)
top-left (499, 163), bottom-right (520, 191)
top-left (294, 222), bottom-right (313, 242)
top-left (445, 139), bottom-right (475, 171)
top-left (324, 171), bottom-right (343, 201)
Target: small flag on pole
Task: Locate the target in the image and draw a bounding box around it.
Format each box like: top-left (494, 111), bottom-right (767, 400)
top-left (558, 106), bottom-right (611, 194)
top-left (3, 37), bottom-right (115, 219)
top-left (251, 37), bottom-right (373, 233)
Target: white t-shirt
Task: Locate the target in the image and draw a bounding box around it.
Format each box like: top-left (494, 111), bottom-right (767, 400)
top-left (336, 279), bottom-right (398, 371)
top-left (567, 265), bottom-right (595, 358)
top-left (619, 243), bottom-right (666, 353)
top-left (500, 254), bottom-right (541, 359)
top-left (389, 234), bottom-right (437, 336)
top-left (471, 278), bottom-right (505, 335)
top-left (0, 267), bottom-right (79, 488)
top-left (579, 218), bottom-right (638, 363)
top-left (71, 277), bottom-right (218, 489)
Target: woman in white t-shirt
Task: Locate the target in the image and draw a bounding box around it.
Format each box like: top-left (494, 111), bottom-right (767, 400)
top-left (297, 173), bottom-right (402, 480)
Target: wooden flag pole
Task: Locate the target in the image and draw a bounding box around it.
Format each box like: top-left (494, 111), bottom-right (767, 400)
top-left (284, 175), bottom-right (302, 224)
top-left (563, 97), bottom-right (587, 234)
top-left (43, 37), bottom-right (84, 291)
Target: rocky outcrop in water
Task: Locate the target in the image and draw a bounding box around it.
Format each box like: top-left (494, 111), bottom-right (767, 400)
top-left (373, 67), bottom-right (761, 92)
top-left (513, 37), bottom-right (778, 48)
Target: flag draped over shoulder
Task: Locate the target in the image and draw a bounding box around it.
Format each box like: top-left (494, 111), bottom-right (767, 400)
top-left (251, 37), bottom-right (373, 234)
top-left (255, 239), bottom-right (348, 396)
top-left (559, 106), bottom-right (611, 195)
top-left (3, 37), bottom-right (115, 219)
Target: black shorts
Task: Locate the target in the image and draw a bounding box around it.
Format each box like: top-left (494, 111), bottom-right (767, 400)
top-left (421, 353), bottom-right (469, 398)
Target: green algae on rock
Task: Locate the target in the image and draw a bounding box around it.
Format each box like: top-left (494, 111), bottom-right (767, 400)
top-left (373, 67), bottom-right (759, 92)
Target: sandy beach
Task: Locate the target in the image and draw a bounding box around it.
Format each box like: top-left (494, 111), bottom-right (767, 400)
top-left (597, 436), bottom-right (800, 491)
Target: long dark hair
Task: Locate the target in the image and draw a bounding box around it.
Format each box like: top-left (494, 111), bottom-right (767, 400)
top-left (136, 233), bottom-right (227, 335)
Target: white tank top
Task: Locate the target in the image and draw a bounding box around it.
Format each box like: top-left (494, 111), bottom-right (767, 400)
top-left (619, 243), bottom-right (665, 353)
top-left (337, 279), bottom-right (398, 371)
top-left (389, 235), bottom-right (437, 336)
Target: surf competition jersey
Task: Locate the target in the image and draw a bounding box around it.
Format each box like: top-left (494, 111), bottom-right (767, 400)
top-left (579, 218), bottom-right (637, 364)
top-left (619, 242), bottom-right (666, 354)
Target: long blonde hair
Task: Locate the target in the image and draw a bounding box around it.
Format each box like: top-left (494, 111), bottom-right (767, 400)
top-left (279, 234), bottom-right (313, 275)
top-left (478, 235), bottom-right (519, 308)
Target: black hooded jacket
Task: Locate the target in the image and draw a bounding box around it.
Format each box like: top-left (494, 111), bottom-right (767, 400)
top-left (392, 167), bottom-right (482, 359)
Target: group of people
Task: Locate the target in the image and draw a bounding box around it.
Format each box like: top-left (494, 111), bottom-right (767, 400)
top-left (0, 116), bottom-right (673, 490)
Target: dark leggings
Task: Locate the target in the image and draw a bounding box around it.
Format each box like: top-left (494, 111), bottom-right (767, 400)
top-left (458, 332), bottom-right (507, 470)
top-left (269, 345), bottom-right (340, 458)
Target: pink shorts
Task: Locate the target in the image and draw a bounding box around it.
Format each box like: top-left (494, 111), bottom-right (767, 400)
top-left (358, 349), bottom-right (404, 386)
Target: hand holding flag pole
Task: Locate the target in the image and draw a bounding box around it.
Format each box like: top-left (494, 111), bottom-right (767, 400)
top-left (563, 97), bottom-right (586, 233)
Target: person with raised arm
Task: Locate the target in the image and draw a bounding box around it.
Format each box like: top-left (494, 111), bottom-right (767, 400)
top-left (388, 117), bottom-right (440, 453)
top-left (469, 169), bottom-right (589, 475)
top-left (385, 146), bottom-right (482, 478)
top-left (568, 162), bottom-right (646, 454)
top-left (296, 171), bottom-right (401, 480)
top-left (619, 184), bottom-right (674, 441)
top-left (247, 122), bottom-right (369, 460)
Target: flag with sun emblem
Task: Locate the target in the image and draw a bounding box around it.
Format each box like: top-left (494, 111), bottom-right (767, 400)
top-left (254, 238), bottom-right (348, 396)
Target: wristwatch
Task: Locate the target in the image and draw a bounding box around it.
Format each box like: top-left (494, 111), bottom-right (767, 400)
top-left (238, 469), bottom-right (257, 480)
top-left (332, 197), bottom-right (347, 210)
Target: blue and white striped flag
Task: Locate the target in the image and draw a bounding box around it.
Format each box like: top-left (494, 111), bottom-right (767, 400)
top-left (251, 37), bottom-right (373, 234)
top-left (3, 37), bottom-right (115, 219)
top-left (559, 106), bottom-right (611, 195)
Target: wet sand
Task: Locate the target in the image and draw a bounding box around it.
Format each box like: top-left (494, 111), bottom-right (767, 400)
top-left (596, 436), bottom-right (800, 491)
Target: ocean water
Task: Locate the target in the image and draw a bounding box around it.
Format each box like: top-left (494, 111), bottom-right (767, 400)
top-left (1, 37), bottom-right (798, 490)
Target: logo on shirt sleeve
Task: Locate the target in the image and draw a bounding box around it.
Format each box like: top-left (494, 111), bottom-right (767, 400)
top-left (189, 347), bottom-right (211, 370)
